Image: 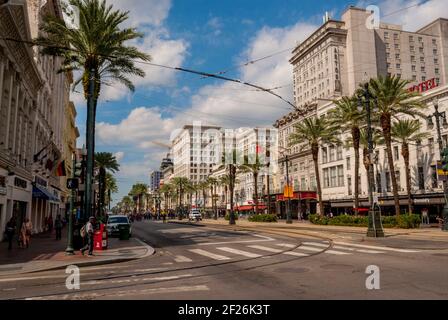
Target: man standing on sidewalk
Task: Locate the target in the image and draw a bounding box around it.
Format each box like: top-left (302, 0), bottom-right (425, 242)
top-left (81, 217), bottom-right (95, 256)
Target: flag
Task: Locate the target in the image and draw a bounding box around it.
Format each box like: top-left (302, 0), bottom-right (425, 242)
top-left (55, 160), bottom-right (67, 177)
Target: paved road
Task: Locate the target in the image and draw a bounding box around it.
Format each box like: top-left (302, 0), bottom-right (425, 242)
top-left (0, 220), bottom-right (447, 300)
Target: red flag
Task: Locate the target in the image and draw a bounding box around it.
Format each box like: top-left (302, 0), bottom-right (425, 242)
top-left (55, 160), bottom-right (66, 177)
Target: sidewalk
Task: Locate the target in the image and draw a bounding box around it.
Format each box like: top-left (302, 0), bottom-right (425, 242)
top-left (169, 218), bottom-right (448, 242)
top-left (0, 228), bottom-right (154, 276)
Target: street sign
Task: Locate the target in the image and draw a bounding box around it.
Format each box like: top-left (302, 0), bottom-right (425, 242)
top-left (283, 185), bottom-right (293, 198)
top-left (67, 178), bottom-right (79, 190)
top-left (437, 161), bottom-right (448, 181)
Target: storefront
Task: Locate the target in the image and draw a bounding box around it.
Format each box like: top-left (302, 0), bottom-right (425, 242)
top-left (275, 191), bottom-right (317, 219)
top-left (32, 176), bottom-right (59, 233)
top-left (0, 174), bottom-right (7, 240)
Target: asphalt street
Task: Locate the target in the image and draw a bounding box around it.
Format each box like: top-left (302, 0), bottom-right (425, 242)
top-left (0, 220), bottom-right (447, 300)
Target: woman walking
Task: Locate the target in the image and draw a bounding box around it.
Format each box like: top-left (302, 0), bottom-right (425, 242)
top-left (20, 218), bottom-right (32, 248)
top-left (4, 217), bottom-right (16, 250)
top-left (55, 214), bottom-right (63, 240)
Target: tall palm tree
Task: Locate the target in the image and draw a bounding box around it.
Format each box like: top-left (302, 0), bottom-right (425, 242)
top-left (171, 177), bottom-right (190, 218)
top-left (129, 183), bottom-right (148, 213)
top-left (238, 155), bottom-right (264, 214)
top-left (367, 75), bottom-right (426, 215)
top-left (289, 116), bottom-right (339, 216)
top-left (121, 195), bottom-right (133, 214)
top-left (160, 183), bottom-right (173, 212)
top-left (198, 180), bottom-right (210, 215)
top-left (220, 175), bottom-right (230, 209)
top-left (329, 96), bottom-right (365, 212)
top-left (392, 119), bottom-right (429, 214)
top-left (95, 152), bottom-right (120, 215)
top-left (36, 0), bottom-right (151, 219)
top-left (207, 177), bottom-right (219, 219)
top-left (105, 172), bottom-right (118, 210)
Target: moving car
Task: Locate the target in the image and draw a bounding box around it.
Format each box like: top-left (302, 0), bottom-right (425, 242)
top-left (189, 208), bottom-right (202, 221)
top-left (106, 215), bottom-right (132, 237)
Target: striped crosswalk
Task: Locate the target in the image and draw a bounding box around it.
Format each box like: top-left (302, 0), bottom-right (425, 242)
top-left (175, 240), bottom-right (420, 263)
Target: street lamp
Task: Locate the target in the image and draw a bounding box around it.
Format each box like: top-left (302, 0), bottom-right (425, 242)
top-left (278, 146), bottom-right (292, 224)
top-left (429, 102), bottom-right (448, 231)
top-left (358, 83), bottom-right (384, 237)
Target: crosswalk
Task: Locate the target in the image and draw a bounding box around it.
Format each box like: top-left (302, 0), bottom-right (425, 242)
top-left (169, 241), bottom-right (420, 264)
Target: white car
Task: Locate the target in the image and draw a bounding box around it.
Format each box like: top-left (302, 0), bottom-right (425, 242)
top-left (106, 215), bottom-right (132, 237)
top-left (189, 209), bottom-right (202, 221)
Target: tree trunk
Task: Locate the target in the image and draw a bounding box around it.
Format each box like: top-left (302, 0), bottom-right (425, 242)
top-left (381, 114), bottom-right (401, 216)
top-left (402, 142), bottom-right (413, 214)
top-left (312, 143), bottom-right (324, 216)
top-left (229, 166), bottom-right (236, 225)
top-left (254, 172), bottom-right (259, 215)
top-left (352, 127), bottom-right (360, 212)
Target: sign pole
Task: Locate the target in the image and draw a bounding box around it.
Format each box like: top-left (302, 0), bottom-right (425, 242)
top-left (65, 153), bottom-right (76, 255)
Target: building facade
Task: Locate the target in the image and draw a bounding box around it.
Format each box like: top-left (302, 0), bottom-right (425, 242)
top-left (275, 7), bottom-right (448, 218)
top-left (0, 0), bottom-right (76, 236)
top-left (149, 170), bottom-right (162, 192)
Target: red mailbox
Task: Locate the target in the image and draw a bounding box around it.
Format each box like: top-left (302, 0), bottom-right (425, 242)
top-left (94, 223), bottom-right (108, 251)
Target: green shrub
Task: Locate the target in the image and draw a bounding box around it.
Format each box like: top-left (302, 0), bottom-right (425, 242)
top-left (309, 213), bottom-right (421, 229)
top-left (248, 214), bottom-right (277, 223)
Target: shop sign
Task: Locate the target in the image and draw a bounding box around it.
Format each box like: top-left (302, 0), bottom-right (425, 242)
top-left (408, 78), bottom-right (438, 93)
top-left (35, 176), bottom-right (48, 187)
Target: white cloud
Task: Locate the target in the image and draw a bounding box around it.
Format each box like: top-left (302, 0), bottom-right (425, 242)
top-left (106, 0), bottom-right (172, 27)
top-left (113, 151), bottom-right (125, 162)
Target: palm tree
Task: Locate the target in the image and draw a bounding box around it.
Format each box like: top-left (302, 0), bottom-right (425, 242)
top-left (238, 155), bottom-right (264, 214)
top-left (329, 96), bottom-right (365, 212)
top-left (220, 151), bottom-right (240, 225)
top-left (367, 75), bottom-right (426, 215)
top-left (220, 175), bottom-right (230, 210)
top-left (171, 177), bottom-right (190, 218)
top-left (95, 152), bottom-right (120, 215)
top-left (129, 183), bottom-right (148, 213)
top-left (121, 196), bottom-right (133, 214)
top-left (289, 116), bottom-right (339, 216)
top-left (392, 119), bottom-right (429, 214)
top-left (105, 172), bottom-right (118, 210)
top-left (36, 0), bottom-right (151, 218)
top-left (207, 177), bottom-right (219, 219)
top-left (160, 183), bottom-right (173, 212)
top-left (198, 180), bottom-right (210, 215)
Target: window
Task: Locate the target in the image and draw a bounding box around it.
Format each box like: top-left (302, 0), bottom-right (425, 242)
top-left (395, 171), bottom-right (401, 191)
top-left (394, 146), bottom-right (400, 161)
top-left (337, 165), bottom-right (344, 187)
top-left (432, 39), bottom-right (437, 45)
top-left (419, 47), bottom-right (424, 53)
top-left (418, 166), bottom-right (425, 190)
top-left (323, 168), bottom-right (330, 188)
top-left (329, 145), bottom-right (335, 162)
top-left (337, 145), bottom-right (343, 160)
top-left (421, 66), bottom-right (426, 72)
top-left (442, 135), bottom-right (448, 148)
top-left (376, 173), bottom-right (382, 193)
top-left (330, 167), bottom-right (337, 187)
top-left (346, 157), bottom-right (351, 171)
top-left (409, 36), bottom-right (414, 42)
top-left (412, 65), bottom-right (416, 72)
top-left (395, 53), bottom-right (400, 59)
top-left (310, 175), bottom-right (316, 191)
top-left (434, 58), bottom-right (439, 64)
top-left (384, 32), bottom-right (389, 39)
top-left (418, 37), bottom-right (422, 42)
top-left (412, 75), bottom-right (417, 81)
top-left (422, 76), bottom-right (426, 82)
top-left (396, 64), bottom-right (401, 69)
top-left (411, 55), bottom-right (415, 62)
top-left (435, 68), bottom-right (439, 74)
top-left (433, 49), bottom-right (438, 55)
top-left (395, 44), bottom-right (400, 50)
top-left (301, 177), bottom-right (306, 190)
top-left (431, 165), bottom-right (438, 188)
top-left (420, 56), bottom-right (425, 62)
top-left (300, 162), bottom-right (305, 171)
top-left (348, 177), bottom-right (352, 196)
top-left (410, 45), bottom-right (414, 52)
top-left (386, 172), bottom-right (391, 192)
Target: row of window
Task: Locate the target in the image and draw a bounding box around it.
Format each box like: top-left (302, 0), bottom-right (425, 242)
top-left (322, 145), bottom-right (343, 163)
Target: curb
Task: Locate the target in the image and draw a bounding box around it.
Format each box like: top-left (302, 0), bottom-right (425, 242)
top-left (0, 238), bottom-right (155, 276)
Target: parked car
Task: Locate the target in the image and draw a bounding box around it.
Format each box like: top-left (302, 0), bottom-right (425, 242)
top-left (189, 208), bottom-right (202, 221)
top-left (106, 215), bottom-right (132, 237)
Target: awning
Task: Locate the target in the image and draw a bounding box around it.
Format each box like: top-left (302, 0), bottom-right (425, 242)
top-left (32, 184), bottom-right (59, 201)
top-left (236, 205), bottom-right (267, 211)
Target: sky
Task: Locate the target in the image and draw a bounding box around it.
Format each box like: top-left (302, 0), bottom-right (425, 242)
top-left (70, 0), bottom-right (446, 206)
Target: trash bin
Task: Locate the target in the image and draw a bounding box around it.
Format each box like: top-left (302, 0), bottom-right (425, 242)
top-left (118, 225), bottom-right (130, 240)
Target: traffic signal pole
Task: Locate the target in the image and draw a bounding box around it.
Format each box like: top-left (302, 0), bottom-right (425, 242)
top-left (65, 153), bottom-right (76, 255)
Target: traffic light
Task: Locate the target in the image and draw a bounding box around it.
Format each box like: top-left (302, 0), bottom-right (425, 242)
top-left (74, 160), bottom-right (85, 183)
top-left (441, 148), bottom-right (448, 171)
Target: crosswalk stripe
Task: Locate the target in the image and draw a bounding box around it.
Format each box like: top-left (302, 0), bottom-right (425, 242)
top-left (333, 246), bottom-right (384, 254)
top-left (283, 251), bottom-right (309, 257)
top-left (302, 242), bottom-right (330, 248)
top-left (298, 245), bottom-right (350, 255)
top-left (174, 255), bottom-right (193, 263)
top-left (217, 247), bottom-right (262, 258)
top-left (247, 245), bottom-right (283, 253)
top-left (275, 243), bottom-right (296, 248)
top-left (334, 241), bottom-right (420, 253)
top-left (188, 249), bottom-right (231, 261)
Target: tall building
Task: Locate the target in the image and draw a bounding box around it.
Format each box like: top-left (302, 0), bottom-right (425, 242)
top-left (276, 6), bottom-right (448, 217)
top-left (171, 123), bottom-right (222, 184)
top-left (0, 0), bottom-right (75, 235)
top-left (149, 170), bottom-right (162, 192)
top-left (291, 7), bottom-right (447, 107)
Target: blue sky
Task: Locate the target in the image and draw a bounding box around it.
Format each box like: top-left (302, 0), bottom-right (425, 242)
top-left (71, 0), bottom-right (443, 206)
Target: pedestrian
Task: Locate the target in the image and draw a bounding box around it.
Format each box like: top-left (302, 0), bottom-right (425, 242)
top-left (20, 218), bottom-right (32, 248)
top-left (422, 208), bottom-right (430, 225)
top-left (80, 216), bottom-right (95, 256)
top-left (162, 211), bottom-right (166, 223)
top-left (47, 216), bottom-right (53, 234)
top-left (55, 214), bottom-right (63, 240)
top-left (4, 217), bottom-right (16, 250)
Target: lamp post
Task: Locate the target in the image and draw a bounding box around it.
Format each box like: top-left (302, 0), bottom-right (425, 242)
top-left (359, 83), bottom-right (384, 237)
top-left (431, 103), bottom-right (448, 231)
top-left (65, 153), bottom-right (76, 255)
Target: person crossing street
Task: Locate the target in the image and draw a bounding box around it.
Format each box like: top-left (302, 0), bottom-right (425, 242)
top-left (80, 216), bottom-right (95, 256)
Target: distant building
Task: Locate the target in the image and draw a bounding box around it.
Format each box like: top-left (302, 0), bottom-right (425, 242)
top-left (149, 170), bottom-right (162, 192)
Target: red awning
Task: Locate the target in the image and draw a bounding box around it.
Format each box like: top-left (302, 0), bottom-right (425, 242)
top-left (354, 208), bottom-right (369, 212)
top-left (236, 205), bottom-right (267, 211)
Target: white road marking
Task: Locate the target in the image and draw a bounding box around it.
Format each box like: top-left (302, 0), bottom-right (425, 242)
top-left (283, 251), bottom-right (309, 257)
top-left (297, 245), bottom-right (350, 255)
top-left (302, 241), bottom-right (330, 248)
top-left (247, 245), bottom-right (283, 253)
top-left (275, 243), bottom-right (296, 248)
top-left (217, 247), bottom-right (262, 258)
top-left (333, 246), bottom-right (384, 254)
top-left (198, 234), bottom-right (275, 246)
top-left (27, 285), bottom-right (210, 300)
top-left (84, 274), bottom-right (192, 286)
top-left (158, 228), bottom-right (201, 233)
top-left (174, 255), bottom-right (193, 263)
top-left (188, 249), bottom-right (231, 261)
top-left (334, 241), bottom-right (420, 253)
